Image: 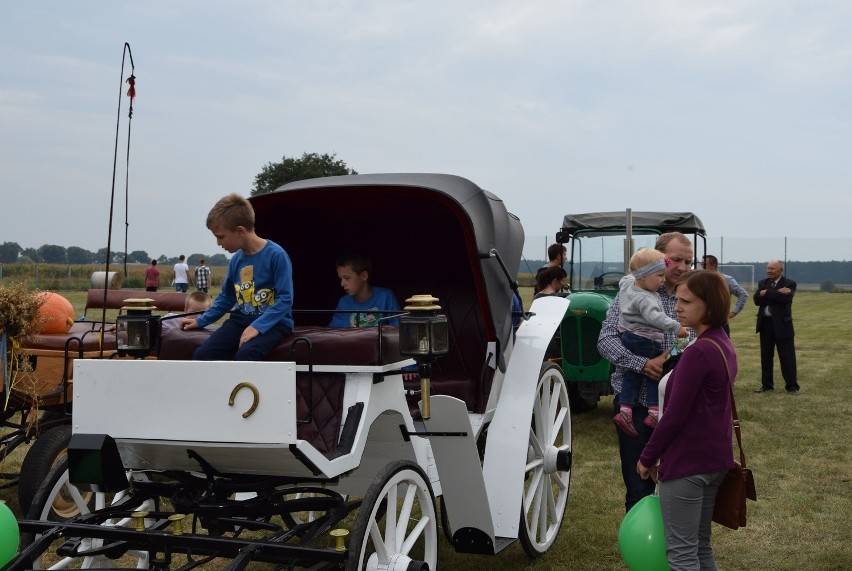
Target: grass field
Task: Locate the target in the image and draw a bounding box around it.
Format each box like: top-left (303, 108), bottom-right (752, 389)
top-left (2, 290), bottom-right (850, 569)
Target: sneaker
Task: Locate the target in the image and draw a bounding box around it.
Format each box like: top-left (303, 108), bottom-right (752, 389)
top-left (644, 412), bottom-right (659, 429)
top-left (614, 410), bottom-right (638, 437)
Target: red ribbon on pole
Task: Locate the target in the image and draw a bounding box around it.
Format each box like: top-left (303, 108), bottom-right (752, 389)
top-left (126, 74), bottom-right (136, 100)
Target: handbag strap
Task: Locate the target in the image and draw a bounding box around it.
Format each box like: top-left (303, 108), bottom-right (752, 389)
top-left (700, 337), bottom-right (747, 468)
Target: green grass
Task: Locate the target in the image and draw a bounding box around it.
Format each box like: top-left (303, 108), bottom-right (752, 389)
top-left (2, 290), bottom-right (851, 569)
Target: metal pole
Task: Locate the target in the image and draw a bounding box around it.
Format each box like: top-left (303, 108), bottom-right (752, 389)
top-left (624, 208), bottom-right (633, 274)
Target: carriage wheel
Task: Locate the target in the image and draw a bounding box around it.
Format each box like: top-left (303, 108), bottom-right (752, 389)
top-left (17, 425), bottom-right (75, 516)
top-left (519, 362), bottom-right (572, 557)
top-left (21, 459), bottom-right (154, 569)
top-left (346, 460), bottom-right (438, 571)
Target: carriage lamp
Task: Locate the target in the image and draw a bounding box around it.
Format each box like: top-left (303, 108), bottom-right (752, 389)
top-left (116, 298), bottom-right (160, 358)
top-left (399, 295), bottom-right (449, 419)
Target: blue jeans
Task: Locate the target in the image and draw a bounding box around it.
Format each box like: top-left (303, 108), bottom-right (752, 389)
top-left (619, 331), bottom-right (663, 407)
top-left (613, 396), bottom-right (656, 511)
top-left (659, 471), bottom-right (727, 570)
top-left (194, 311), bottom-right (292, 361)
top-left (175, 282), bottom-right (188, 293)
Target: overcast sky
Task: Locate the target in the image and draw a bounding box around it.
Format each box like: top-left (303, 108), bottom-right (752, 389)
top-left (2, 1), bottom-right (851, 263)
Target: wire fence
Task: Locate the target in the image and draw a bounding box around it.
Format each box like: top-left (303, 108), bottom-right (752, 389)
top-left (522, 235), bottom-right (852, 291)
top-left (523, 235), bottom-right (852, 265)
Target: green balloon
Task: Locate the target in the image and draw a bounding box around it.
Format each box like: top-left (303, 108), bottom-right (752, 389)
top-left (618, 494), bottom-right (670, 571)
top-left (0, 500), bottom-right (19, 567)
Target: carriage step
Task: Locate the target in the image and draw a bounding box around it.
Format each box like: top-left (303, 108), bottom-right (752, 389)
top-left (452, 527), bottom-right (516, 554)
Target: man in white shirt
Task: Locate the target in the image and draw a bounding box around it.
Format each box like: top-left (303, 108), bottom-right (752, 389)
top-left (173, 255), bottom-right (191, 293)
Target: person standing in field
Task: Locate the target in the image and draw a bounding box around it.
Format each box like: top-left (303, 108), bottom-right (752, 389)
top-left (144, 260), bottom-right (160, 292)
top-left (534, 243), bottom-right (568, 295)
top-left (754, 260), bottom-right (799, 395)
top-left (597, 232), bottom-right (696, 511)
top-left (173, 255), bottom-right (191, 293)
top-left (701, 254), bottom-right (748, 337)
top-left (194, 258), bottom-right (211, 293)
top-left (637, 270), bottom-right (737, 570)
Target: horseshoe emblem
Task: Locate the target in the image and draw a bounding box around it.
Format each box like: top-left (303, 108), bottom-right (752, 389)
top-left (228, 381), bottom-right (259, 418)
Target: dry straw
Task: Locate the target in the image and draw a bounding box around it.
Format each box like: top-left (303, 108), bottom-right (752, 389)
top-left (0, 282), bottom-right (46, 410)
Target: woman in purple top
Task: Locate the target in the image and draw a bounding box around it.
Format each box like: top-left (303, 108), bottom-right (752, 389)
top-left (637, 270), bottom-right (737, 570)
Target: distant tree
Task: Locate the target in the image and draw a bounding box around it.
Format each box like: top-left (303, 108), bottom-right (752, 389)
top-left (127, 250), bottom-right (150, 264)
top-left (251, 152), bottom-right (357, 196)
top-left (38, 244), bottom-right (67, 264)
top-left (187, 254), bottom-right (207, 265)
top-left (0, 242), bottom-right (21, 263)
top-left (95, 248), bottom-right (124, 265)
top-left (21, 247), bottom-right (41, 263)
top-left (820, 280), bottom-right (836, 293)
top-left (207, 253), bottom-right (229, 266)
top-left (66, 246), bottom-right (95, 264)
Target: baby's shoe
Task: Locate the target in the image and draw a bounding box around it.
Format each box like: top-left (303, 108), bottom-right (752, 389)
top-left (613, 409), bottom-right (638, 437)
top-left (644, 406), bottom-right (660, 429)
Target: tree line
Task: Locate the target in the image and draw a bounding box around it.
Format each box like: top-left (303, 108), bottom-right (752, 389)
top-left (2, 152), bottom-right (358, 267)
top-left (0, 242), bottom-right (230, 267)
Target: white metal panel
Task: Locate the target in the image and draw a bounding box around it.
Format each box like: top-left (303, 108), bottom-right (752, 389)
top-left (481, 295), bottom-right (568, 538)
top-left (117, 440), bottom-right (317, 477)
top-left (424, 395), bottom-right (494, 538)
top-left (73, 360), bottom-right (297, 444)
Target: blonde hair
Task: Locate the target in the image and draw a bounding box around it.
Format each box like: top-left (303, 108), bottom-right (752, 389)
top-left (629, 248), bottom-right (665, 272)
top-left (206, 193), bottom-right (255, 232)
top-left (185, 291), bottom-right (212, 311)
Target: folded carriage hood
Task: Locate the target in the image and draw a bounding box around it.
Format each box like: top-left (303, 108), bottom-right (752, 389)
top-left (250, 173), bottom-right (524, 362)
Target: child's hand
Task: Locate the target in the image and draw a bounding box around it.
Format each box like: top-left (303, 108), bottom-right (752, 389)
top-left (677, 326), bottom-right (689, 338)
top-left (239, 325), bottom-right (260, 346)
top-left (180, 318), bottom-right (199, 330)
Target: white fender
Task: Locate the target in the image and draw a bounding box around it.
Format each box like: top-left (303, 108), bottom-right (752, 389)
top-left (481, 295), bottom-right (568, 539)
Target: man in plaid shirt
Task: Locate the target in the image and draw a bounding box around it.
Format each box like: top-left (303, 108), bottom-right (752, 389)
top-left (194, 258), bottom-right (211, 293)
top-left (597, 232), bottom-right (695, 511)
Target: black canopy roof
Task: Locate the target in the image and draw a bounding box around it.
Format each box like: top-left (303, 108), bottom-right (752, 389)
top-left (559, 211), bottom-right (706, 239)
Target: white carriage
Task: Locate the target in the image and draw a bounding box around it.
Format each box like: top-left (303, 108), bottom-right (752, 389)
top-left (12, 174), bottom-right (572, 570)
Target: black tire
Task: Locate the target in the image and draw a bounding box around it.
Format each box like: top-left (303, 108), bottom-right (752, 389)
top-left (17, 425), bottom-right (72, 515)
top-left (346, 460), bottom-right (438, 571)
top-left (567, 383), bottom-right (598, 413)
top-left (21, 460), bottom-right (153, 566)
top-left (24, 453), bottom-right (94, 525)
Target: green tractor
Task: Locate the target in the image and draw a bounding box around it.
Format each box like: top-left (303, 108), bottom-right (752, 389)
top-left (554, 210), bottom-right (706, 412)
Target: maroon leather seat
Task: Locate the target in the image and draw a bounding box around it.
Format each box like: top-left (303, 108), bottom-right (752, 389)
top-left (158, 325), bottom-right (402, 366)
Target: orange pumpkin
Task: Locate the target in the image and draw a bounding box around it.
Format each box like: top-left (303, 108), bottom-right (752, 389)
top-left (37, 292), bottom-right (76, 334)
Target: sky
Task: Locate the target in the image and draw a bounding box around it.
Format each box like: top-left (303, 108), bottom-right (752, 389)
top-left (2, 1), bottom-right (851, 263)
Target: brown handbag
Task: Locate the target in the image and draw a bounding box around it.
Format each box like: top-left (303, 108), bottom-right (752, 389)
top-left (702, 338), bottom-right (757, 530)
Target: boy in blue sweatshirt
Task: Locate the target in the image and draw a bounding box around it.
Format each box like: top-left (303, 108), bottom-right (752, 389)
top-left (181, 193), bottom-right (293, 360)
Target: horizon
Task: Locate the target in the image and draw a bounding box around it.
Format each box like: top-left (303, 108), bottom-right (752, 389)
top-left (3, 2), bottom-right (852, 263)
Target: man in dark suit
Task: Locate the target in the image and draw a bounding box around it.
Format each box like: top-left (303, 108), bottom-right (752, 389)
top-left (754, 260), bottom-right (799, 394)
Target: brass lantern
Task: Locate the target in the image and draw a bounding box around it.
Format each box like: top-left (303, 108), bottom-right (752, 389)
top-left (115, 298), bottom-right (160, 358)
top-left (399, 295), bottom-right (449, 419)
